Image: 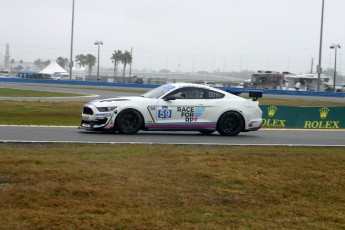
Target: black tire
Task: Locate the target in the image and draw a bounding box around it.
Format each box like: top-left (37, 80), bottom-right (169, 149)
top-left (217, 111), bottom-right (244, 136)
top-left (199, 130), bottom-right (215, 135)
top-left (115, 109), bottom-right (142, 134)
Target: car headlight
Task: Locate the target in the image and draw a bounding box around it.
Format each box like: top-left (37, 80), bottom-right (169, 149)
top-left (97, 106), bottom-right (117, 112)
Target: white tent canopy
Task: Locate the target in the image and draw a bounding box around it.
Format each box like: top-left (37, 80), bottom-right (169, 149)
top-left (39, 61), bottom-right (68, 75)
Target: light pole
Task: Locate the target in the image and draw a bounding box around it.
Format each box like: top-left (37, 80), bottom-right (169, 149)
top-left (317, 0), bottom-right (325, 91)
top-left (330, 44), bottom-right (341, 92)
top-left (94, 41), bottom-right (103, 81)
top-left (69, 0), bottom-right (75, 80)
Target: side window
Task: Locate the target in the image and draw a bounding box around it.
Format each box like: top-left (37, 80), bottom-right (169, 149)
top-left (168, 87), bottom-right (207, 99)
top-left (169, 89), bottom-right (185, 99)
top-left (208, 90), bottom-right (225, 99)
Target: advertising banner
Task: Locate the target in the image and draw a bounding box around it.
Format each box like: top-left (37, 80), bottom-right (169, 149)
top-left (260, 105), bottom-right (345, 129)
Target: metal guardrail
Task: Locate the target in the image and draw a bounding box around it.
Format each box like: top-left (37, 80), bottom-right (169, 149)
top-left (1, 77), bottom-right (344, 97)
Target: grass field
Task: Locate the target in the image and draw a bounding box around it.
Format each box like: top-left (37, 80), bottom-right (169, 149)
top-left (0, 143), bottom-right (344, 229)
top-left (45, 85), bottom-right (148, 94)
top-left (0, 88), bottom-right (85, 97)
top-left (0, 101), bottom-right (84, 126)
top-left (1, 88), bottom-right (345, 229)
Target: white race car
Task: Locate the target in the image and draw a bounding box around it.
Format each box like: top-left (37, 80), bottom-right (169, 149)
top-left (80, 83), bottom-right (263, 136)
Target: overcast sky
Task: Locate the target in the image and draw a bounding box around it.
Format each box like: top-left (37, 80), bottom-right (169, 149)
top-left (0, 0), bottom-right (344, 74)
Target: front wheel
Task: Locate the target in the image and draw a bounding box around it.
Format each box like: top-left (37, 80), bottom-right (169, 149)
top-left (217, 111), bottom-right (244, 136)
top-left (115, 109), bottom-right (142, 134)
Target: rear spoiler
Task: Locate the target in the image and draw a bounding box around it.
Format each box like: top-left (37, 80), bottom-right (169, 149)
top-left (225, 89), bottom-right (263, 101)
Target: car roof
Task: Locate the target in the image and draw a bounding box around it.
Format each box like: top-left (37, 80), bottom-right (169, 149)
top-left (164, 82), bottom-right (213, 89)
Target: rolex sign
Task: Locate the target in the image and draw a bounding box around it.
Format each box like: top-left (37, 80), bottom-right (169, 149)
top-left (260, 106), bottom-right (344, 129)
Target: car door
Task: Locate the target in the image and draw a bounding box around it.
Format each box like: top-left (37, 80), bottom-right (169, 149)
top-left (155, 87), bottom-right (209, 127)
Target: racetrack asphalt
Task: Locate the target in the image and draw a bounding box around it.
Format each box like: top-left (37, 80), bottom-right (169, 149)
top-left (1, 125), bottom-right (344, 146)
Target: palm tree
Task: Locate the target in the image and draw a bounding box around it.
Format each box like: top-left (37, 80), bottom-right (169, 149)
top-left (110, 50), bottom-right (122, 82)
top-left (56, 57), bottom-right (69, 69)
top-left (120, 51), bottom-right (132, 83)
top-left (34, 59), bottom-right (43, 69)
top-left (75, 54), bottom-right (87, 68)
top-left (85, 54), bottom-right (96, 78)
top-left (42, 60), bottom-right (51, 68)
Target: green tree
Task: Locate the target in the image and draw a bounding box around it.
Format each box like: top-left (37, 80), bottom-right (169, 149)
top-left (35, 59), bottom-right (50, 69)
top-left (120, 51), bottom-right (132, 83)
top-left (75, 54), bottom-right (87, 67)
top-left (85, 54), bottom-right (96, 77)
top-left (42, 60), bottom-right (51, 68)
top-left (14, 65), bottom-right (24, 71)
top-left (322, 68), bottom-right (334, 77)
top-left (34, 59), bottom-right (43, 69)
top-left (56, 57), bottom-right (69, 69)
top-left (110, 50), bottom-right (122, 82)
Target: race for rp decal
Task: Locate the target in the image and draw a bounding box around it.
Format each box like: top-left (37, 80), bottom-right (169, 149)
top-left (177, 106), bottom-right (206, 122)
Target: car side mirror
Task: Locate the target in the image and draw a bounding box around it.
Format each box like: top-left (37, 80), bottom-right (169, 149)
top-left (164, 95), bottom-right (176, 101)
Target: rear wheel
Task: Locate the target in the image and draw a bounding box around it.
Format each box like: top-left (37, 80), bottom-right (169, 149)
top-left (116, 109), bottom-right (142, 134)
top-left (217, 111), bottom-right (244, 136)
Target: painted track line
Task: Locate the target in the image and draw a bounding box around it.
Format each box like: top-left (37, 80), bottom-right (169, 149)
top-left (1, 140), bottom-right (345, 147)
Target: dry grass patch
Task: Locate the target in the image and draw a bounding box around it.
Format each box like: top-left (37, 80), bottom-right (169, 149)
top-left (0, 88), bottom-right (83, 97)
top-left (0, 143), bottom-right (344, 229)
top-left (0, 101), bottom-right (84, 126)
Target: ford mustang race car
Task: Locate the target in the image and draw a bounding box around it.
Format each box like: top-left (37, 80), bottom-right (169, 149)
top-left (80, 83), bottom-right (263, 136)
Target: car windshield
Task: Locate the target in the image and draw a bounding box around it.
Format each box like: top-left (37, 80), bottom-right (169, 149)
top-left (141, 84), bottom-right (176, 99)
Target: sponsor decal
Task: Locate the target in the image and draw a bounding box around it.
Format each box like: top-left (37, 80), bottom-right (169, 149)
top-left (304, 121), bottom-right (340, 129)
top-left (319, 107), bottom-right (330, 119)
top-left (304, 107), bottom-right (340, 129)
top-left (268, 106), bottom-right (278, 117)
top-left (262, 106), bottom-right (286, 127)
top-left (177, 106), bottom-right (206, 122)
top-left (260, 105), bottom-right (344, 129)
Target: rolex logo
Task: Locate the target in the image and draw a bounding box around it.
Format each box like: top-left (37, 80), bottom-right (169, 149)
top-left (268, 106), bottom-right (278, 117)
top-left (319, 107), bottom-right (330, 119)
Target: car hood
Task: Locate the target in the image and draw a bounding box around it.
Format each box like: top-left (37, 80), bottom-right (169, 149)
top-left (86, 96), bottom-right (151, 107)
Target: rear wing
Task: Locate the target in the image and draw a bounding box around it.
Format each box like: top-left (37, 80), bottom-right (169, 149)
top-left (224, 89), bottom-right (263, 101)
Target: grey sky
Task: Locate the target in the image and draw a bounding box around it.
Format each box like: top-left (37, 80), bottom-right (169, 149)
top-left (0, 0), bottom-right (344, 74)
